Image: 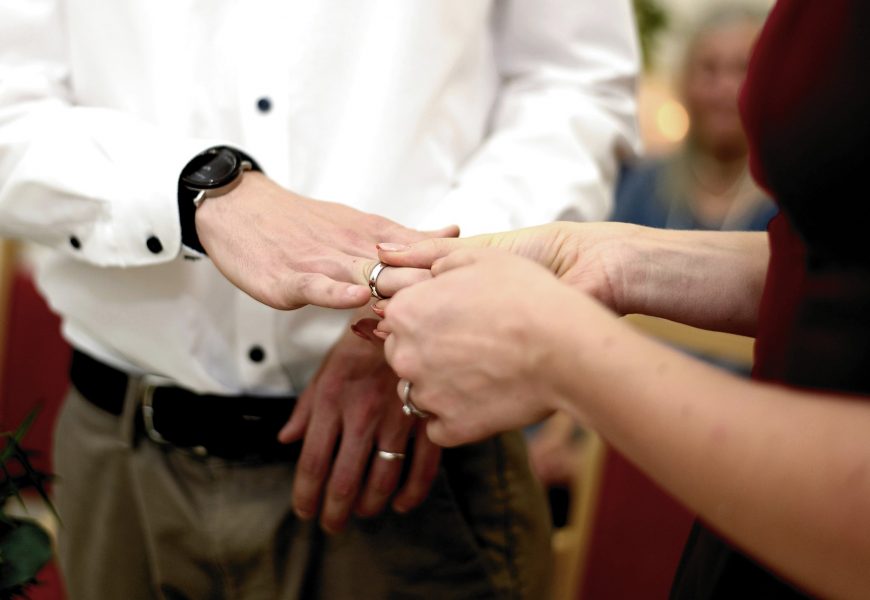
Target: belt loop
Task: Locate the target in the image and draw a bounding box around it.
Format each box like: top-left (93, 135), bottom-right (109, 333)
top-left (119, 373), bottom-right (145, 448)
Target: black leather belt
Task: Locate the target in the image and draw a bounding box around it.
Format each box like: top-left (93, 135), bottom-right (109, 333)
top-left (70, 350), bottom-right (300, 461)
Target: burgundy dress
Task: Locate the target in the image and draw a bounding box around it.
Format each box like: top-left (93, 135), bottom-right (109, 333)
top-left (671, 1), bottom-right (870, 597)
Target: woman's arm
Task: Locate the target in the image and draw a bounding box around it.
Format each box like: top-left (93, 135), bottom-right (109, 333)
top-left (606, 226), bottom-right (769, 336)
top-left (376, 222), bottom-right (770, 336)
top-left (550, 304), bottom-right (870, 600)
top-left (379, 252), bottom-right (870, 600)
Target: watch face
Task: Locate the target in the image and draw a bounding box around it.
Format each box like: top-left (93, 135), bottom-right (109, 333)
top-left (181, 147), bottom-right (240, 190)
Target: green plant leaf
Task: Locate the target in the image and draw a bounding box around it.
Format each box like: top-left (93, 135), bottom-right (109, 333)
top-left (633, 0), bottom-right (670, 69)
top-left (0, 519), bottom-right (52, 590)
top-left (7, 443), bottom-right (58, 523)
top-left (0, 407), bottom-right (39, 463)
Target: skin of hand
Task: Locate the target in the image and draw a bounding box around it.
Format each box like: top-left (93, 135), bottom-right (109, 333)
top-left (195, 170), bottom-right (458, 310)
top-left (277, 315), bottom-right (442, 534)
top-left (377, 249), bottom-right (596, 446)
top-left (374, 222), bottom-right (769, 337)
top-left (378, 247), bottom-right (870, 600)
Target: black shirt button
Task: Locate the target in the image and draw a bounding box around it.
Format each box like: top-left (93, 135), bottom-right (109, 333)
top-left (69, 236), bottom-right (81, 250)
top-left (248, 346), bottom-right (266, 363)
top-left (256, 97), bottom-right (272, 113)
top-left (146, 236), bottom-right (163, 254)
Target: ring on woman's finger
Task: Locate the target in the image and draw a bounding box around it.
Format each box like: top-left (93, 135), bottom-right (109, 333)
top-left (399, 378), bottom-right (430, 419)
top-left (368, 262), bottom-right (390, 300)
top-left (376, 449), bottom-right (406, 461)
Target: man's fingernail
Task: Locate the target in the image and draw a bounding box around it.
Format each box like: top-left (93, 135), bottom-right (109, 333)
top-left (393, 502), bottom-right (409, 514)
top-left (377, 243), bottom-right (409, 252)
top-left (371, 305), bottom-right (385, 317)
top-left (346, 284), bottom-right (367, 298)
top-left (372, 329), bottom-right (389, 340)
top-left (295, 508), bottom-right (314, 520)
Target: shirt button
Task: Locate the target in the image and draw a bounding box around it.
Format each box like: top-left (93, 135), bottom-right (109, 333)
top-left (256, 97), bottom-right (272, 113)
top-left (69, 236), bottom-right (81, 250)
top-left (248, 346), bottom-right (266, 363)
top-left (146, 236), bottom-right (163, 254)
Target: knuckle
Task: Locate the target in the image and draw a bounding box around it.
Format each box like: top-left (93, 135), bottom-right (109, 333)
top-left (347, 416), bottom-right (374, 439)
top-left (373, 473), bottom-right (398, 496)
top-left (399, 484), bottom-right (427, 507)
top-left (356, 395), bottom-right (384, 424)
top-left (298, 450), bottom-right (329, 479)
top-left (329, 474), bottom-right (359, 500)
top-left (389, 351), bottom-right (417, 379)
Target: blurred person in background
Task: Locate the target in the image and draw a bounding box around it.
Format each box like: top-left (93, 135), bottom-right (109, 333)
top-left (0, 1), bottom-right (639, 598)
top-left (615, 4), bottom-right (777, 231)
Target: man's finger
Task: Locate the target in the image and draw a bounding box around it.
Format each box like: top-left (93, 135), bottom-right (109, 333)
top-left (278, 395), bottom-right (311, 443)
top-left (292, 406), bottom-right (341, 520)
top-left (421, 224), bottom-right (461, 239)
top-left (283, 271), bottom-right (371, 310)
top-left (319, 417), bottom-right (378, 534)
top-left (383, 223), bottom-right (461, 246)
top-left (355, 398), bottom-right (414, 517)
top-left (369, 265), bottom-right (431, 298)
top-left (392, 424), bottom-right (442, 513)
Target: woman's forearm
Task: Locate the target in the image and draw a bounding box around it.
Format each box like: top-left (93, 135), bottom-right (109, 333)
top-left (551, 313), bottom-right (870, 600)
top-left (612, 228), bottom-right (769, 336)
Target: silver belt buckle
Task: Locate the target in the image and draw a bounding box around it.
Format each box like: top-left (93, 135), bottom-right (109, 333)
top-left (140, 375), bottom-right (209, 457)
top-left (141, 383), bottom-right (167, 445)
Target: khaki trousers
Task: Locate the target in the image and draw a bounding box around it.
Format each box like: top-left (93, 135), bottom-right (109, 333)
top-left (53, 378), bottom-right (552, 599)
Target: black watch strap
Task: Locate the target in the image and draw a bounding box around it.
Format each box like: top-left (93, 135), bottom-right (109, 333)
top-left (177, 146), bottom-right (261, 256)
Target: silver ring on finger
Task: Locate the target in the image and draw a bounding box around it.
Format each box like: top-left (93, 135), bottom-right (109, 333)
top-left (368, 262), bottom-right (390, 300)
top-left (399, 378), bottom-right (430, 419)
top-left (376, 449), bottom-right (406, 461)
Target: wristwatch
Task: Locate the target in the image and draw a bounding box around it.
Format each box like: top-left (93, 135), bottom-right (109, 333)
top-left (177, 146), bottom-right (260, 255)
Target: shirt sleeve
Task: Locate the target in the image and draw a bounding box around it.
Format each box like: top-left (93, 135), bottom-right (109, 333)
top-left (419, 0), bottom-right (641, 236)
top-left (0, 0), bottom-right (228, 267)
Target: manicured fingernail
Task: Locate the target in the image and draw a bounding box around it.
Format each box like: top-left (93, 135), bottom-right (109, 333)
top-left (377, 243), bottom-right (409, 252)
top-left (372, 329), bottom-right (389, 340)
top-left (350, 323), bottom-right (372, 341)
top-left (371, 305), bottom-right (385, 317)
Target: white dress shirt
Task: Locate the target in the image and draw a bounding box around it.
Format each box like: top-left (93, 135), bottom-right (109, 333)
top-left (0, 0), bottom-right (639, 395)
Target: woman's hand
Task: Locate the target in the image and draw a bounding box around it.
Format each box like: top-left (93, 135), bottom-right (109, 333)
top-left (375, 222), bottom-right (770, 337)
top-left (375, 221), bottom-right (643, 312)
top-left (376, 248), bottom-right (619, 446)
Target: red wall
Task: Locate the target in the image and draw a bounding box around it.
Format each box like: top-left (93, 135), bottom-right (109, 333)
top-left (580, 449), bottom-right (695, 599)
top-left (0, 269), bottom-right (69, 600)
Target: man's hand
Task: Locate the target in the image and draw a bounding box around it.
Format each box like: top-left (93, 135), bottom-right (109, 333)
top-left (277, 321), bottom-right (441, 533)
top-left (195, 171), bottom-right (458, 310)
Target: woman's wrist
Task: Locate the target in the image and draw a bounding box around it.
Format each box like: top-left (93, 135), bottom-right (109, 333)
top-left (602, 227), bottom-right (768, 335)
top-left (532, 286), bottom-right (633, 423)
